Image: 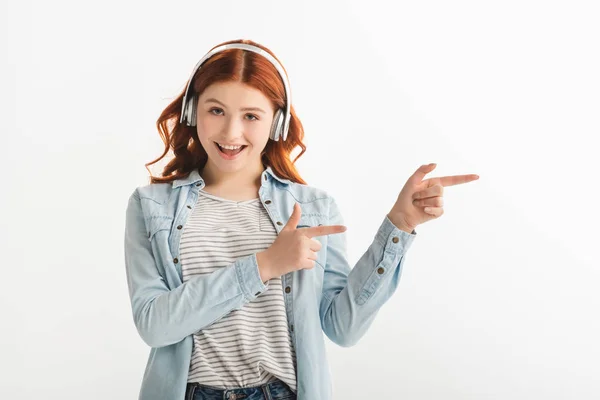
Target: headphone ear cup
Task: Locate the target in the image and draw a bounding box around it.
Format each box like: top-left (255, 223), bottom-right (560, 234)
top-left (182, 94), bottom-right (190, 126)
top-left (282, 116), bottom-right (290, 141)
top-left (270, 109), bottom-right (284, 141)
top-left (181, 93), bottom-right (195, 126)
top-left (183, 95), bottom-right (189, 126)
top-left (188, 93), bottom-right (197, 126)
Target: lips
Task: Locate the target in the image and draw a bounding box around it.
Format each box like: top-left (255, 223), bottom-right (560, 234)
top-left (214, 142), bottom-right (247, 152)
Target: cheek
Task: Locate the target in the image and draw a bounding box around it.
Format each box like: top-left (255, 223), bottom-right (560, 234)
top-left (247, 120), bottom-right (272, 137)
top-left (246, 128), bottom-right (270, 146)
top-left (199, 116), bottom-right (216, 130)
top-left (196, 116), bottom-right (220, 138)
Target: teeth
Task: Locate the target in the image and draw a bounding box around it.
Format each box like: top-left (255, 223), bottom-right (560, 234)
top-left (217, 143), bottom-right (243, 150)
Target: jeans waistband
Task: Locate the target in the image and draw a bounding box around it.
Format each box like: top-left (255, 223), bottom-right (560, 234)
top-left (185, 378), bottom-right (295, 400)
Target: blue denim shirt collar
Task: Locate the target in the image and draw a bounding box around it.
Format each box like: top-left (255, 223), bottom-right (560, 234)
top-left (172, 165), bottom-right (291, 189)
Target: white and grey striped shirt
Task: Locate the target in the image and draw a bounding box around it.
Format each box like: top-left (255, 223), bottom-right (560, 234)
top-left (180, 189), bottom-right (297, 391)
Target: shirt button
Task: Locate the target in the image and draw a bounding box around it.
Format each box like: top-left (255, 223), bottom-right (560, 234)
top-left (187, 205), bottom-right (191, 209)
top-left (173, 257), bottom-right (179, 264)
top-left (255, 291), bottom-right (261, 296)
top-left (392, 237), bottom-right (399, 243)
top-left (290, 324), bottom-right (294, 332)
top-left (276, 221), bottom-right (283, 226)
top-left (195, 183), bottom-right (201, 186)
top-left (265, 200), bottom-right (272, 204)
top-left (264, 175), bottom-right (267, 181)
top-left (377, 267), bottom-right (385, 274)
top-left (177, 225), bottom-right (182, 229)
top-left (285, 286), bottom-right (291, 293)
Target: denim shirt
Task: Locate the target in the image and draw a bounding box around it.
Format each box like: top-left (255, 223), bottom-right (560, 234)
top-left (123, 165), bottom-right (417, 400)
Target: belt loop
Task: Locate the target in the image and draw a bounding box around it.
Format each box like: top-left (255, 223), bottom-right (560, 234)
top-left (185, 383), bottom-right (196, 400)
top-left (262, 382), bottom-right (272, 400)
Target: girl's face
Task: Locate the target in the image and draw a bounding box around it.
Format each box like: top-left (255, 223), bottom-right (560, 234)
top-left (195, 81), bottom-right (275, 176)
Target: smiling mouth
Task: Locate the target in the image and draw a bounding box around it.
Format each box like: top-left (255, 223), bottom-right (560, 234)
top-left (214, 142), bottom-right (248, 156)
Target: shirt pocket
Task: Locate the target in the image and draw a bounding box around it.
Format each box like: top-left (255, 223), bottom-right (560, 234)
top-left (145, 216), bottom-right (175, 273)
top-left (147, 215), bottom-right (174, 241)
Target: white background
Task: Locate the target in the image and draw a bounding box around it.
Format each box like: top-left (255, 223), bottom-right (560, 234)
top-left (2, 0), bottom-right (599, 398)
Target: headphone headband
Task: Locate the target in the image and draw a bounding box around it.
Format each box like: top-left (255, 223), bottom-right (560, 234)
top-left (179, 43), bottom-right (292, 141)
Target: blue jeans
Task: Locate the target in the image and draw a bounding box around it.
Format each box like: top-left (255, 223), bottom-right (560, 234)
top-left (185, 379), bottom-right (297, 400)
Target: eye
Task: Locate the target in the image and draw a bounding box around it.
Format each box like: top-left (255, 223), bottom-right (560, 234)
top-left (245, 114), bottom-right (259, 121)
top-left (209, 107), bottom-right (223, 116)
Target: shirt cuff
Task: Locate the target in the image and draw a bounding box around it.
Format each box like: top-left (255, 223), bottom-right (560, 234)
top-left (235, 253), bottom-right (270, 301)
top-left (374, 214), bottom-right (417, 256)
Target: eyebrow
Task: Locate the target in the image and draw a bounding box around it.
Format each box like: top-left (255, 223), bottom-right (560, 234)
top-left (204, 98), bottom-right (267, 114)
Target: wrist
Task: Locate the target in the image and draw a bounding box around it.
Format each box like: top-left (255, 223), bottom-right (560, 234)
top-left (387, 213), bottom-right (415, 234)
top-left (256, 251), bottom-right (273, 283)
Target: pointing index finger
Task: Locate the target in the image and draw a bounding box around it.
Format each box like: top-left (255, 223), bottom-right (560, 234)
top-left (300, 224), bottom-right (347, 238)
top-left (439, 174), bottom-right (480, 187)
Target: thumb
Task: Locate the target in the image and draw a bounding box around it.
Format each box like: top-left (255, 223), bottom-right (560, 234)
top-left (410, 163), bottom-right (437, 184)
top-left (283, 202), bottom-right (302, 230)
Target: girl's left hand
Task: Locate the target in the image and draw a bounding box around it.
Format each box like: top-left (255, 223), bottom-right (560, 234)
top-left (387, 163), bottom-right (480, 232)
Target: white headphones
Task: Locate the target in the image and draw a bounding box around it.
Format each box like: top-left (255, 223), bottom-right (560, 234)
top-left (179, 43), bottom-right (292, 142)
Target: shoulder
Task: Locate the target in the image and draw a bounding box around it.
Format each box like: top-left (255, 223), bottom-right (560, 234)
top-left (131, 182), bottom-right (174, 205)
top-left (285, 180), bottom-right (333, 203)
top-left (126, 182), bottom-right (175, 225)
top-left (282, 181), bottom-right (339, 222)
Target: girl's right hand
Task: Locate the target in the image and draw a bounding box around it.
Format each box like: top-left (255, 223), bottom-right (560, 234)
top-left (256, 202), bottom-right (347, 281)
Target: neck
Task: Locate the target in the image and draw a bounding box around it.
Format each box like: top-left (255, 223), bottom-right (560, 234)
top-left (200, 159), bottom-right (265, 191)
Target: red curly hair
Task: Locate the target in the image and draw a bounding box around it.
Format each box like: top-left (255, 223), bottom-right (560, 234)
top-left (145, 39), bottom-right (307, 185)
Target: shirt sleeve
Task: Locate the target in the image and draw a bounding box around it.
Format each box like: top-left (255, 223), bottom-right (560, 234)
top-left (124, 189), bottom-right (269, 348)
top-left (319, 195), bottom-right (417, 347)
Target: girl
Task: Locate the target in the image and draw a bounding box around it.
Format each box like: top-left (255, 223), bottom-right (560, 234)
top-left (124, 39), bottom-right (479, 400)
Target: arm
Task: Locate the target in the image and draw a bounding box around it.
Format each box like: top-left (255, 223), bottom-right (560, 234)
top-left (319, 196), bottom-right (417, 347)
top-left (124, 189), bottom-right (269, 348)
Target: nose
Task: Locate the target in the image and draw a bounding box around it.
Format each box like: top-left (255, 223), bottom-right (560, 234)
top-left (223, 114), bottom-right (244, 139)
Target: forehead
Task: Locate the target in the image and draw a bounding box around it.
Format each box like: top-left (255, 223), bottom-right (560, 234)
top-left (200, 81), bottom-right (271, 105)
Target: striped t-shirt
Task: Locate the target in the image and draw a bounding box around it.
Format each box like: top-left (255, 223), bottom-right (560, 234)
top-left (179, 188), bottom-right (297, 391)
